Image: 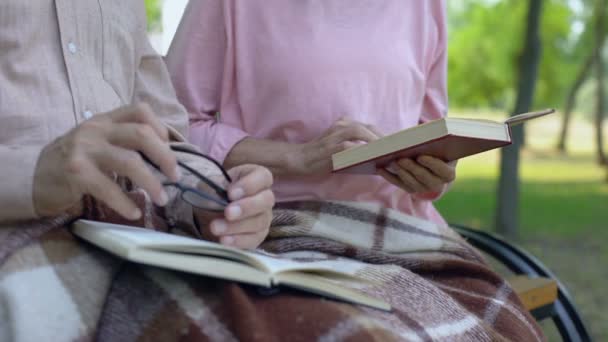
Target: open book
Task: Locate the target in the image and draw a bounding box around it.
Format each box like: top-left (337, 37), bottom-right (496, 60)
top-left (71, 220), bottom-right (391, 311)
top-left (332, 109), bottom-right (555, 174)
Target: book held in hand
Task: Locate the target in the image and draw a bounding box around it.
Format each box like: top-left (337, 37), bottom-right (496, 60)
top-left (71, 220), bottom-right (391, 311)
top-left (332, 109), bottom-right (555, 174)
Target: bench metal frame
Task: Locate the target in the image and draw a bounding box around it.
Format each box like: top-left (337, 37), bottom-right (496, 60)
top-left (451, 224), bottom-right (592, 342)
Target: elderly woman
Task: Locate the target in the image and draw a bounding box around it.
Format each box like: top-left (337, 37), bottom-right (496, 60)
top-left (167, 0), bottom-right (456, 225)
top-left (164, 2), bottom-right (544, 341)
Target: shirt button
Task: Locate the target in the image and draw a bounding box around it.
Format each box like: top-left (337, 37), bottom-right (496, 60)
top-left (68, 42), bottom-right (78, 54)
top-left (82, 110), bottom-right (93, 120)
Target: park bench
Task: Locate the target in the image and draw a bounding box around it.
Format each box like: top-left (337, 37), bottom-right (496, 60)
top-left (453, 225), bottom-right (591, 341)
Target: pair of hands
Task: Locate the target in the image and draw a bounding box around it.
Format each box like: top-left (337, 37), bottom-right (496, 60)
top-left (34, 104), bottom-right (273, 249)
top-left (289, 118), bottom-right (456, 197)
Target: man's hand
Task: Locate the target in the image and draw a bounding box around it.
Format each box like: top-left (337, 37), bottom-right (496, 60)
top-left (195, 165), bottom-right (275, 250)
top-left (377, 156), bottom-right (456, 198)
top-left (33, 104), bottom-right (180, 220)
top-left (287, 118), bottom-right (382, 176)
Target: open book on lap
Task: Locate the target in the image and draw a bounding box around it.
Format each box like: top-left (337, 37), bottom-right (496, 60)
top-left (332, 109), bottom-right (554, 174)
top-left (71, 220), bottom-right (391, 311)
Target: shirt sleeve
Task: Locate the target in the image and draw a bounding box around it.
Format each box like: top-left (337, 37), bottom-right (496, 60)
top-left (132, 6), bottom-right (190, 138)
top-left (0, 145), bottom-right (44, 222)
top-left (416, 1), bottom-right (450, 202)
top-left (130, 3), bottom-right (201, 232)
top-left (166, 0), bottom-right (249, 164)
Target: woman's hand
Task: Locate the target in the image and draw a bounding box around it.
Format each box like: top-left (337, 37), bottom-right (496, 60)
top-left (377, 156), bottom-right (456, 198)
top-left (288, 118), bottom-right (382, 176)
top-left (194, 164), bottom-right (275, 250)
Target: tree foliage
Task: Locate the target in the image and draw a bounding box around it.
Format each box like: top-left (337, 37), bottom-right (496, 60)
top-left (448, 0), bottom-right (583, 111)
top-left (144, 0), bottom-right (162, 32)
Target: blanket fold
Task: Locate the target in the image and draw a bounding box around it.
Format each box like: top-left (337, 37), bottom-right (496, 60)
top-left (0, 198), bottom-right (543, 342)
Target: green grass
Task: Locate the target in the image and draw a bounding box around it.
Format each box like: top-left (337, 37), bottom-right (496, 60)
top-left (436, 151), bottom-right (608, 236)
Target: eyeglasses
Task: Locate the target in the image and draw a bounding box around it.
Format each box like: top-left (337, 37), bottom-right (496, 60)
top-left (143, 145), bottom-right (232, 212)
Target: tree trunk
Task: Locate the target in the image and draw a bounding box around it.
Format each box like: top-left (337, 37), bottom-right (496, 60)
top-left (495, 0), bottom-right (543, 239)
top-left (557, 53), bottom-right (595, 152)
top-left (594, 0), bottom-right (607, 165)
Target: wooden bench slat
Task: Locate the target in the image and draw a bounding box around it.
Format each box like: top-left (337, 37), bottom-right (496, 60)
top-left (507, 275), bottom-right (558, 311)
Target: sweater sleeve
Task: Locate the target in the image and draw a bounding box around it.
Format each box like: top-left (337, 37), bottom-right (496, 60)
top-left (419, 0), bottom-right (448, 125)
top-left (166, 0), bottom-right (249, 164)
top-left (416, 0), bottom-right (450, 202)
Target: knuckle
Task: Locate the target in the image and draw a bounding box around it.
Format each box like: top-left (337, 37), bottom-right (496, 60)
top-left (65, 155), bottom-right (87, 175)
top-left (134, 125), bottom-right (154, 140)
top-left (334, 118), bottom-right (347, 126)
top-left (123, 151), bottom-right (143, 165)
top-left (447, 169), bottom-right (456, 181)
top-left (133, 102), bottom-right (151, 116)
top-left (78, 119), bottom-right (103, 132)
top-left (339, 141), bottom-right (352, 151)
top-left (71, 128), bottom-right (91, 145)
top-left (260, 167), bottom-right (274, 185)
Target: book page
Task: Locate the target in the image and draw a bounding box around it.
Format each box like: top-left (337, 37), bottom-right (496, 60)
top-left (247, 250), bottom-right (372, 280)
top-left (73, 220), bottom-right (265, 268)
top-left (73, 221), bottom-right (370, 280)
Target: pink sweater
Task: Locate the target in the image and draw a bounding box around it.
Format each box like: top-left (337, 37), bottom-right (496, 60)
top-left (167, 0), bottom-right (448, 225)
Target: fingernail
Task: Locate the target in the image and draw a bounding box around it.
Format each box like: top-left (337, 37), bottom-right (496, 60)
top-left (213, 220), bottom-right (227, 235)
top-left (158, 190), bottom-right (169, 206)
top-left (131, 208), bottom-right (142, 220)
top-left (226, 205), bottom-right (242, 220)
top-left (222, 236), bottom-right (235, 245)
top-left (229, 187), bottom-right (245, 200)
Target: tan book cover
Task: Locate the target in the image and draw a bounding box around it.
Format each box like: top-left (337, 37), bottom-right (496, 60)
top-left (332, 109), bottom-right (554, 174)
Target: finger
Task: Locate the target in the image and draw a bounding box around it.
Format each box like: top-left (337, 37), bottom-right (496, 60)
top-left (325, 140), bottom-right (359, 156)
top-left (332, 117), bottom-right (352, 128)
top-left (224, 189), bottom-right (275, 222)
top-left (107, 103), bottom-right (169, 142)
top-left (226, 165), bottom-right (274, 201)
top-left (107, 123), bottom-right (179, 182)
top-left (393, 164), bottom-right (427, 193)
top-left (364, 124), bottom-right (384, 138)
top-left (417, 156), bottom-right (456, 182)
top-left (331, 122), bottom-right (381, 144)
top-left (93, 144), bottom-right (168, 206)
top-left (211, 211), bottom-right (272, 236)
top-left (220, 231), bottom-right (268, 250)
top-left (71, 158), bottom-right (141, 220)
top-left (377, 168), bottom-right (416, 193)
top-left (397, 158), bottom-right (444, 191)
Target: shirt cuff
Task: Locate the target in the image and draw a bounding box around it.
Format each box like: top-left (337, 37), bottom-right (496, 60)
top-left (0, 145), bottom-right (44, 222)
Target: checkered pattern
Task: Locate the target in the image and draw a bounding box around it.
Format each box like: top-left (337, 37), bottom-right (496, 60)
top-left (0, 198), bottom-right (543, 341)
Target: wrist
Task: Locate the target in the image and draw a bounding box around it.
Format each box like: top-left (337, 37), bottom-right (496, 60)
top-left (284, 143), bottom-right (307, 176)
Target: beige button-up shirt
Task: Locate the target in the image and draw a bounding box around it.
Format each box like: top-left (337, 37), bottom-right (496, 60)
top-left (0, 0), bottom-right (189, 222)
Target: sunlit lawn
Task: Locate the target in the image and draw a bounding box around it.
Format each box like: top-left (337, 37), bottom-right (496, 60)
top-left (435, 110), bottom-right (608, 340)
top-left (437, 151), bottom-right (608, 236)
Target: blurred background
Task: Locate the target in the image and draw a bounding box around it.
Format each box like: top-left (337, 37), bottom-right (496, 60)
top-left (146, 0), bottom-right (607, 340)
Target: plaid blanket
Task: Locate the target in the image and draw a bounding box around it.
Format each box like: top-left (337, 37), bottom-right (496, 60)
top-left (0, 195), bottom-right (543, 342)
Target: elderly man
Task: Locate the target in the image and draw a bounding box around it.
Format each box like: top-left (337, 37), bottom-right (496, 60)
top-left (0, 1), bottom-right (274, 249)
